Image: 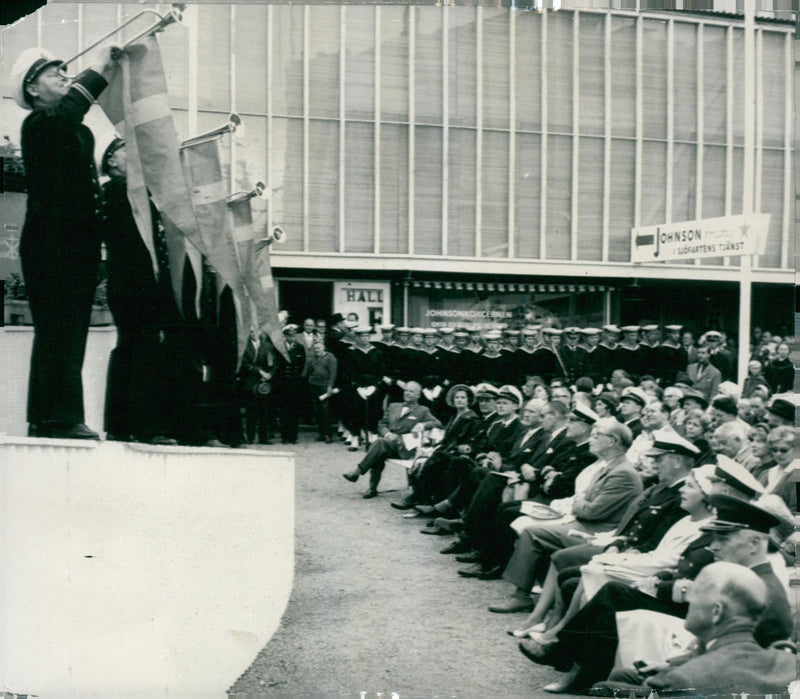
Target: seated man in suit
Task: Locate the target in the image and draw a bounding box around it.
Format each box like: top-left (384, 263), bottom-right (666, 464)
top-left (488, 418), bottom-right (643, 613)
top-left (343, 381), bottom-right (441, 499)
top-left (610, 562), bottom-right (795, 694)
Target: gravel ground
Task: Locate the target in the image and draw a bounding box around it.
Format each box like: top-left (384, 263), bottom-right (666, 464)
top-left (228, 433), bottom-right (580, 698)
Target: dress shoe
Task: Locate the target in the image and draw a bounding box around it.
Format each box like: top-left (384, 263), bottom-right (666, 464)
top-left (28, 423), bottom-right (53, 438)
top-left (50, 423), bottom-right (100, 440)
top-left (542, 663), bottom-right (586, 693)
top-left (472, 564), bottom-right (503, 580)
top-left (440, 540), bottom-right (474, 555)
top-left (390, 498), bottom-right (417, 510)
top-left (419, 526), bottom-right (450, 536)
top-left (402, 511), bottom-right (422, 518)
top-left (414, 504), bottom-right (437, 515)
top-left (518, 639), bottom-right (559, 667)
top-left (342, 471), bottom-right (360, 483)
top-left (488, 596), bottom-right (534, 614)
top-left (433, 517), bottom-right (463, 533)
top-left (455, 551), bottom-right (482, 563)
top-left (362, 489), bottom-right (378, 499)
top-left (457, 563), bottom-right (485, 578)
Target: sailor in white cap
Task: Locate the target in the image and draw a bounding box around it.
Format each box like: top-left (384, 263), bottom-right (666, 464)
top-left (617, 325), bottom-right (642, 379)
top-left (11, 45), bottom-right (122, 440)
top-left (560, 327), bottom-right (584, 386)
top-left (341, 326), bottom-right (384, 451)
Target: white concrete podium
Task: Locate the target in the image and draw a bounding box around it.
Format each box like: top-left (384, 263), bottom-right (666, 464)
top-left (0, 438), bottom-right (294, 698)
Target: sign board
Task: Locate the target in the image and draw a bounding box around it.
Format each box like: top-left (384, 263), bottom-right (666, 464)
top-left (333, 280), bottom-right (391, 335)
top-left (631, 213), bottom-right (770, 263)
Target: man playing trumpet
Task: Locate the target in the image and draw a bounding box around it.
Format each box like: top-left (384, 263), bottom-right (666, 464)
top-left (11, 44), bottom-right (119, 439)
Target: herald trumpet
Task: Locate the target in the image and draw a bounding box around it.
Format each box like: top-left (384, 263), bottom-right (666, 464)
top-left (254, 227), bottom-right (287, 251)
top-left (59, 4), bottom-right (187, 79)
top-left (226, 181), bottom-right (266, 206)
top-left (181, 114), bottom-right (242, 149)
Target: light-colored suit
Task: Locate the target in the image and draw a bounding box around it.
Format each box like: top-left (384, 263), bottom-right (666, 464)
top-left (687, 361), bottom-right (722, 402)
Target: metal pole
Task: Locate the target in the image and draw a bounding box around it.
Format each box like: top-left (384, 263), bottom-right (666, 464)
top-left (737, 0), bottom-right (755, 386)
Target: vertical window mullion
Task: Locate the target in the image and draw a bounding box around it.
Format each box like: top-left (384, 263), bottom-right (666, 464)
top-left (571, 11), bottom-right (579, 262)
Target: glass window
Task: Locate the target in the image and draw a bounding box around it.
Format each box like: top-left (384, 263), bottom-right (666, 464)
top-left (481, 131), bottom-right (510, 257)
top-left (757, 149), bottom-right (785, 269)
top-left (702, 25), bottom-right (727, 145)
top-left (673, 22), bottom-right (698, 143)
top-left (577, 136), bottom-right (604, 261)
top-left (415, 7), bottom-right (443, 125)
top-left (610, 16), bottom-right (636, 139)
top-left (545, 134), bottom-right (572, 260)
top-left (761, 32), bottom-right (788, 149)
top-left (608, 139), bottom-right (636, 262)
top-left (546, 12), bottom-right (573, 134)
top-left (381, 6), bottom-right (410, 123)
top-left (515, 133), bottom-right (542, 259)
top-left (380, 124), bottom-right (409, 254)
top-left (272, 6), bottom-right (304, 118)
top-left (515, 12), bottom-right (542, 133)
top-left (269, 117), bottom-right (303, 251)
top-left (483, 9), bottom-right (510, 131)
top-left (414, 126), bottom-right (443, 254)
top-left (308, 5), bottom-right (340, 120)
top-left (579, 13), bottom-right (605, 138)
top-left (345, 5), bottom-right (375, 122)
top-left (197, 5), bottom-right (231, 112)
top-left (308, 120), bottom-right (339, 253)
top-left (344, 122), bottom-right (374, 253)
top-left (448, 128), bottom-right (477, 257)
top-left (641, 140), bottom-right (667, 227)
top-left (449, 8), bottom-right (477, 129)
top-left (641, 18), bottom-right (667, 141)
top-left (672, 143), bottom-right (698, 224)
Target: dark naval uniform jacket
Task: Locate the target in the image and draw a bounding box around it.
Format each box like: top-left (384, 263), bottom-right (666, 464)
top-left (20, 69), bottom-right (108, 426)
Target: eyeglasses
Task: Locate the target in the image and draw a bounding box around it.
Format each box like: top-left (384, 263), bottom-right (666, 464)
top-left (769, 446), bottom-right (791, 454)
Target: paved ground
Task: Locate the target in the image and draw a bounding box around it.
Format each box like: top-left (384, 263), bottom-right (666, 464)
top-left (228, 431), bottom-right (574, 698)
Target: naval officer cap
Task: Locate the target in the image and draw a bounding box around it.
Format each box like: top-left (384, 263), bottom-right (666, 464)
top-left (571, 402), bottom-right (600, 425)
top-left (100, 137), bottom-right (126, 176)
top-left (620, 386), bottom-right (648, 407)
top-left (645, 429), bottom-right (701, 458)
top-left (282, 323), bottom-right (299, 334)
top-left (563, 327), bottom-right (581, 335)
top-left (496, 385), bottom-right (523, 407)
top-left (709, 455), bottom-right (765, 500)
top-left (700, 493), bottom-right (780, 534)
top-left (474, 383), bottom-right (500, 400)
top-left (11, 47), bottom-right (63, 109)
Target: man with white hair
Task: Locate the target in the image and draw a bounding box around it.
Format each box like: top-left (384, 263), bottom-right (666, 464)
top-left (712, 422), bottom-right (759, 472)
top-left (638, 561), bottom-right (795, 692)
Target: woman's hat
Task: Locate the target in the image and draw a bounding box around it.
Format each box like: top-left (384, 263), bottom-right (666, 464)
top-left (446, 384), bottom-right (475, 407)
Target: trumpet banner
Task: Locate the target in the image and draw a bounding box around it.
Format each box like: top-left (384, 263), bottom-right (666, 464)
top-left (97, 35), bottom-right (203, 315)
top-left (180, 138), bottom-right (252, 361)
top-left (228, 197), bottom-right (288, 361)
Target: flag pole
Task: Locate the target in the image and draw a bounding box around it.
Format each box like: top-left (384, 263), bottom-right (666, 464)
top-left (737, 0), bottom-right (755, 386)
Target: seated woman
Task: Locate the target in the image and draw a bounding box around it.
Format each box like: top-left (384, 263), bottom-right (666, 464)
top-left (682, 408), bottom-right (714, 465)
top-left (390, 383), bottom-right (483, 510)
top-left (748, 422), bottom-right (776, 485)
top-left (510, 464), bottom-right (714, 642)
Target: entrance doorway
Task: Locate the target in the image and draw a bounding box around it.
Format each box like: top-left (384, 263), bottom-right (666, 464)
top-left (278, 280), bottom-right (334, 328)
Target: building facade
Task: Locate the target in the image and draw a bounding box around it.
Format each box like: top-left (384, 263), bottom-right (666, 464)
top-left (1, 3), bottom-right (795, 337)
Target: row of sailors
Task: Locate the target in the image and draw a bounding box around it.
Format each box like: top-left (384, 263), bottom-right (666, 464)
top-left (331, 324), bottom-right (691, 394)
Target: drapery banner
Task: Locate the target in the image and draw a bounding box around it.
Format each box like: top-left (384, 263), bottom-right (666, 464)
top-left (180, 137), bottom-right (252, 361)
top-left (98, 35), bottom-right (204, 315)
top-left (228, 196), bottom-right (288, 361)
